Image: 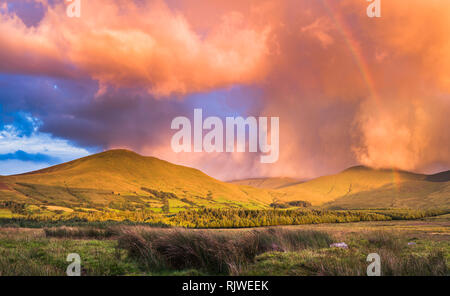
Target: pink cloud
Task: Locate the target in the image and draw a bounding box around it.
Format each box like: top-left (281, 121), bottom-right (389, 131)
top-left (1, 0), bottom-right (449, 179)
top-left (0, 0), bottom-right (271, 96)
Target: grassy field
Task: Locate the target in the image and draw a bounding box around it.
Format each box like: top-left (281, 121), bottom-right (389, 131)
top-left (0, 207), bottom-right (446, 229)
top-left (0, 216), bottom-right (448, 276)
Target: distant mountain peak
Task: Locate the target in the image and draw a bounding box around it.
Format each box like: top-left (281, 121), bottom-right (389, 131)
top-left (426, 170), bottom-right (450, 182)
top-left (96, 149), bottom-right (142, 157)
top-left (342, 165), bottom-right (372, 172)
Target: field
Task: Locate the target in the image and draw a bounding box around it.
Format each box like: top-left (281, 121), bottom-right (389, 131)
top-left (0, 215), bottom-right (448, 276)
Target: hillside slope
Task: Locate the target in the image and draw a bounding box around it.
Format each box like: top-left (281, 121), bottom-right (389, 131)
top-left (279, 166), bottom-right (450, 209)
top-left (0, 150), bottom-right (274, 211)
top-left (228, 177), bottom-right (303, 189)
top-left (0, 151), bottom-right (448, 211)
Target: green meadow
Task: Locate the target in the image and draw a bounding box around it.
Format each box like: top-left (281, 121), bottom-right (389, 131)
top-left (0, 217), bottom-right (448, 276)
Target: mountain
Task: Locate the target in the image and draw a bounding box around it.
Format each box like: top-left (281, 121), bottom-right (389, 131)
top-left (228, 177), bottom-right (303, 189)
top-left (0, 151), bottom-right (448, 212)
top-left (278, 166), bottom-right (450, 209)
top-left (0, 150), bottom-right (275, 212)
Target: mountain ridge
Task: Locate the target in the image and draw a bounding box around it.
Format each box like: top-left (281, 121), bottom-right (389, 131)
top-left (0, 149), bottom-right (449, 210)
top-left (228, 177), bottom-right (304, 189)
top-left (278, 165), bottom-right (450, 208)
top-left (0, 149), bottom-right (275, 210)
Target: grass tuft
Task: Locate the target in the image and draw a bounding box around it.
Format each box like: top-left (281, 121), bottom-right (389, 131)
top-left (117, 227), bottom-right (333, 275)
top-left (44, 226), bottom-right (118, 239)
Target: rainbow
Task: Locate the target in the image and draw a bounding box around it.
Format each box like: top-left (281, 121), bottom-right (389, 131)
top-left (321, 0), bottom-right (403, 197)
top-left (321, 0), bottom-right (379, 101)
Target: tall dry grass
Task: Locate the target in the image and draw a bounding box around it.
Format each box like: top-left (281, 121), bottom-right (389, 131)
top-left (117, 227), bottom-right (333, 275)
top-left (44, 226), bottom-right (119, 239)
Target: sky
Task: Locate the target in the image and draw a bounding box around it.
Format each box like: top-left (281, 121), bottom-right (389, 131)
top-left (0, 0), bottom-right (449, 180)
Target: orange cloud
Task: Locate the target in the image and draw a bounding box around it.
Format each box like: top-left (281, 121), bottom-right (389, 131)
top-left (109, 0), bottom-right (450, 178)
top-left (0, 0), bottom-right (271, 96)
top-left (353, 96), bottom-right (450, 173)
top-left (1, 0), bottom-right (449, 179)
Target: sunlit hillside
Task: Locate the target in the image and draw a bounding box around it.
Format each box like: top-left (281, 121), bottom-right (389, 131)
top-left (278, 166), bottom-right (450, 208)
top-left (0, 151), bottom-right (448, 212)
top-left (0, 150), bottom-right (275, 212)
top-left (228, 177), bottom-right (303, 189)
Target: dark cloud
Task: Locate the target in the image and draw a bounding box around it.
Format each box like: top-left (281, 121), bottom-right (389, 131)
top-left (41, 89), bottom-right (191, 149)
top-left (2, 0), bottom-right (46, 27)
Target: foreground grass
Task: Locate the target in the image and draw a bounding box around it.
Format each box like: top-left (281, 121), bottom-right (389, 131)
top-left (115, 227), bottom-right (448, 276)
top-left (0, 233), bottom-right (142, 276)
top-left (243, 233), bottom-right (449, 276)
top-left (117, 227), bottom-right (333, 275)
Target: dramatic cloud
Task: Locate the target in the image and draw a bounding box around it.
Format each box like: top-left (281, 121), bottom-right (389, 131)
top-left (0, 0), bottom-right (271, 96)
top-left (0, 0), bottom-right (449, 179)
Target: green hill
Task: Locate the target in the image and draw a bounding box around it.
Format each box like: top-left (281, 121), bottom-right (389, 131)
top-left (0, 150), bottom-right (274, 212)
top-left (0, 151), bottom-right (448, 212)
top-left (278, 166), bottom-right (450, 209)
